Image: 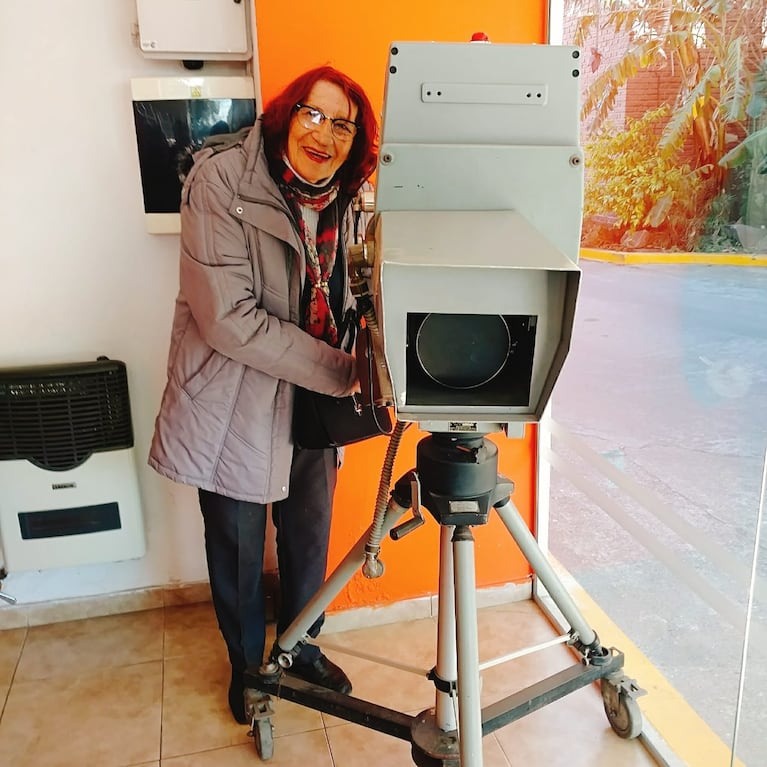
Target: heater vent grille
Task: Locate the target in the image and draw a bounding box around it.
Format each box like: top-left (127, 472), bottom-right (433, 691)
top-left (0, 359), bottom-right (134, 472)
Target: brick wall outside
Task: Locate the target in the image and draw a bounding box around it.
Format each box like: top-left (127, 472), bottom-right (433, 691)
top-left (562, 7), bottom-right (684, 138)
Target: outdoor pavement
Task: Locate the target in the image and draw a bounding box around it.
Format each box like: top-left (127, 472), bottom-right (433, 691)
top-left (547, 258), bottom-right (767, 765)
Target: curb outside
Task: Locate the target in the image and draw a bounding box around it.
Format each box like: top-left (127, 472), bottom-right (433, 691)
top-left (580, 247), bottom-right (767, 267)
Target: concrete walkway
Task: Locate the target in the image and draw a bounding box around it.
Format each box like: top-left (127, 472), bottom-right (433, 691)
top-left (548, 258), bottom-right (767, 767)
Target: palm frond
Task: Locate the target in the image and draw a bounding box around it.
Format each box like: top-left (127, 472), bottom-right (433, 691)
top-left (669, 9), bottom-right (697, 28)
top-left (719, 126), bottom-right (767, 168)
top-left (581, 39), bottom-right (669, 127)
top-left (659, 64), bottom-right (722, 156)
top-left (694, 0), bottom-right (730, 19)
top-left (746, 60), bottom-right (767, 120)
top-left (603, 9), bottom-right (645, 36)
top-left (573, 14), bottom-right (597, 49)
top-left (719, 37), bottom-right (747, 122)
top-left (638, 28), bottom-right (699, 67)
top-left (566, 0), bottom-right (598, 16)
top-left (670, 7), bottom-right (725, 50)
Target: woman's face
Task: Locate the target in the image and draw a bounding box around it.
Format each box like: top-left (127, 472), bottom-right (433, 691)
top-left (286, 80), bottom-right (358, 184)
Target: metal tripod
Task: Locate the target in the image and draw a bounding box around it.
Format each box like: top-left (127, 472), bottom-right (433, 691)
top-left (244, 432), bottom-right (643, 765)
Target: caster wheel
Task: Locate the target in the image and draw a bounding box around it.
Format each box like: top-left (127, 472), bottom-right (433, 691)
top-left (254, 717), bottom-right (274, 760)
top-left (601, 679), bottom-right (642, 739)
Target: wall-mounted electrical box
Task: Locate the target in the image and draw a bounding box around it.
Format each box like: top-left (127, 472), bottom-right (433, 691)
top-left (130, 76), bottom-right (257, 233)
top-left (136, 0), bottom-right (252, 60)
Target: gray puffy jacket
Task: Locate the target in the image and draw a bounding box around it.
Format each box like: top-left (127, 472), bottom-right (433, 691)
top-left (148, 121), bottom-right (357, 503)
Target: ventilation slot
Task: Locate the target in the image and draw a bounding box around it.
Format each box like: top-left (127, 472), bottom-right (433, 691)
top-left (0, 360), bottom-right (133, 472)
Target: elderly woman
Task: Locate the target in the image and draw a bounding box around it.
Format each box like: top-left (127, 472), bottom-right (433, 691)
top-left (149, 66), bottom-right (378, 723)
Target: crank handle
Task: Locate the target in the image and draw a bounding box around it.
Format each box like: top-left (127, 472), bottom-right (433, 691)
top-left (390, 515), bottom-right (425, 541)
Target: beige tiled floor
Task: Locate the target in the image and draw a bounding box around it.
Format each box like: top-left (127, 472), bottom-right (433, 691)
top-left (0, 599), bottom-right (660, 766)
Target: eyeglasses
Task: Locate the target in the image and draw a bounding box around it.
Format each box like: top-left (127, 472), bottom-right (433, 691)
top-left (294, 104), bottom-right (358, 142)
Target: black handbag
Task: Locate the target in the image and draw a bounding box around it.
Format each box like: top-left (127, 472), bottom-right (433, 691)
top-left (293, 324), bottom-right (393, 449)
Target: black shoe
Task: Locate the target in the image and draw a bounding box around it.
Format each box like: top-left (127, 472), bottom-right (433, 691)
top-left (287, 653), bottom-right (352, 694)
top-left (228, 671), bottom-right (248, 725)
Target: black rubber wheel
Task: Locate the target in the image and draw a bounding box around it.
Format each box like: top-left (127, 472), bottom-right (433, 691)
top-left (254, 718), bottom-right (274, 760)
top-left (601, 679), bottom-right (642, 739)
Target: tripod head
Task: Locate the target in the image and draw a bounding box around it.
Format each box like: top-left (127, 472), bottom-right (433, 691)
top-left (392, 431), bottom-right (514, 528)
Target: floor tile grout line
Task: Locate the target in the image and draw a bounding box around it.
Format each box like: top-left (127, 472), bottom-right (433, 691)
top-left (11, 656), bottom-right (165, 685)
top-left (159, 604), bottom-right (167, 764)
top-left (323, 718), bottom-right (336, 767)
top-left (493, 730), bottom-right (514, 767)
top-left (0, 624), bottom-right (28, 724)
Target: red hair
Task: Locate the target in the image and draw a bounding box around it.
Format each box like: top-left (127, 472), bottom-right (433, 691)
top-left (261, 66), bottom-right (378, 194)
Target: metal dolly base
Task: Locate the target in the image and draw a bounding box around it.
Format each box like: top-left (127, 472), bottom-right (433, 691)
top-left (245, 648), bottom-right (632, 765)
top-left (243, 434), bottom-right (644, 763)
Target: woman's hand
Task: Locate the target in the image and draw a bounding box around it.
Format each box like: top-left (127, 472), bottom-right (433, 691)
top-left (340, 366), bottom-right (361, 397)
top-left (339, 352), bottom-right (360, 397)
top-left (340, 377), bottom-right (361, 397)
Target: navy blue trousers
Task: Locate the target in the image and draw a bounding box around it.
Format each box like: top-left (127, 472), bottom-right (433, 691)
top-left (199, 446), bottom-right (337, 674)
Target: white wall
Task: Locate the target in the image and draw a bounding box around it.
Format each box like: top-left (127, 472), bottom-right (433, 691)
top-left (0, 0), bottom-right (251, 603)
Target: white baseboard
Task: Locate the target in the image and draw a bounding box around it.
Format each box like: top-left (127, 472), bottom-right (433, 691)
top-left (0, 578), bottom-right (532, 631)
top-left (0, 581), bottom-right (212, 629)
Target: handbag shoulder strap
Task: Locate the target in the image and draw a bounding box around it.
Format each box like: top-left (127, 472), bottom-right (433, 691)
top-left (338, 306), bottom-right (359, 354)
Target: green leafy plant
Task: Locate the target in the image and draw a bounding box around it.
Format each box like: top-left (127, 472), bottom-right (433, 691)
top-left (583, 106), bottom-right (705, 249)
top-left (719, 61), bottom-right (767, 233)
top-left (693, 190), bottom-right (744, 252)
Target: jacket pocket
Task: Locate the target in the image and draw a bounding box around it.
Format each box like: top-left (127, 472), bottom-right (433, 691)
top-left (181, 348), bottom-right (230, 400)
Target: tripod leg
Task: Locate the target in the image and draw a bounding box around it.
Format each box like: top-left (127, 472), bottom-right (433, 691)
top-left (453, 526), bottom-right (484, 767)
top-left (274, 497), bottom-right (409, 658)
top-left (435, 525), bottom-right (457, 732)
top-left (494, 499), bottom-right (598, 648)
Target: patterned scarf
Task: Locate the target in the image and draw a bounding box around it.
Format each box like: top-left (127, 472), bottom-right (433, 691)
top-left (277, 161), bottom-right (340, 346)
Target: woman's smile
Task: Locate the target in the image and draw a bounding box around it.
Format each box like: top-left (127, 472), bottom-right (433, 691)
top-left (303, 146), bottom-right (332, 164)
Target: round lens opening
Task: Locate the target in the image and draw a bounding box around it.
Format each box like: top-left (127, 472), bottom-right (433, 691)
top-left (415, 314), bottom-right (510, 390)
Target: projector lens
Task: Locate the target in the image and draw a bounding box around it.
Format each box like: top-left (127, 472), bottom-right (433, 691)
top-left (415, 314), bottom-right (510, 389)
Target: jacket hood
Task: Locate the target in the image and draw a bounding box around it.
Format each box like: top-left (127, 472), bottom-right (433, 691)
top-left (237, 119), bottom-right (288, 211)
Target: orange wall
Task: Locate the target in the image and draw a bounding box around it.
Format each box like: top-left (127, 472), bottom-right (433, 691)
top-left (254, 1), bottom-right (547, 611)
top-left (254, 2), bottom-right (548, 109)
